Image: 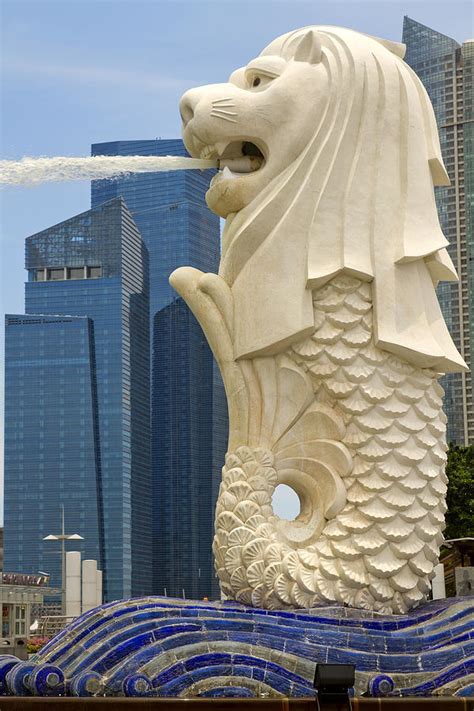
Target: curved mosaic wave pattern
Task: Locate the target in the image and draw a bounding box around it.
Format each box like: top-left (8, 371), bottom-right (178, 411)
top-left (1, 596), bottom-right (473, 697)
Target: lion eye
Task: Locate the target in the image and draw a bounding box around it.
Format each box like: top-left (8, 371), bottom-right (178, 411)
top-left (245, 71), bottom-right (274, 90)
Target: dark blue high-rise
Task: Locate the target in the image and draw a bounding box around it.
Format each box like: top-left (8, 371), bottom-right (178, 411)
top-left (91, 141), bottom-right (218, 314)
top-left (4, 198), bottom-right (151, 601)
top-left (91, 140), bottom-right (228, 599)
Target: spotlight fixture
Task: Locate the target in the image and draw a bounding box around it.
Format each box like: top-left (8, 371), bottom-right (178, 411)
top-left (314, 663), bottom-right (355, 709)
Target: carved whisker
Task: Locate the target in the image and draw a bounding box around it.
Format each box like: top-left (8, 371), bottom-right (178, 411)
top-left (211, 111), bottom-right (238, 124)
top-left (211, 110), bottom-right (237, 117)
top-left (212, 97), bottom-right (235, 105)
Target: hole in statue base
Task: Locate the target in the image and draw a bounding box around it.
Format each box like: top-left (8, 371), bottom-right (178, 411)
top-left (272, 484), bottom-right (301, 521)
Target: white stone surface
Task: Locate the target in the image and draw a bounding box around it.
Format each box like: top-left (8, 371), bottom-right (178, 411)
top-left (65, 551), bottom-right (81, 618)
top-left (431, 563), bottom-right (446, 600)
top-left (96, 569), bottom-right (103, 607)
top-left (172, 26), bottom-right (467, 613)
top-left (82, 559), bottom-right (97, 614)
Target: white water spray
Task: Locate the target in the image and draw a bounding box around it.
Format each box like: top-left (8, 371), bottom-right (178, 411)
top-left (0, 155), bottom-right (218, 186)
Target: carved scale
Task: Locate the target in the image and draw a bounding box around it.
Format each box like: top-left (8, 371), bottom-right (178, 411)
top-left (171, 270), bottom-right (447, 614)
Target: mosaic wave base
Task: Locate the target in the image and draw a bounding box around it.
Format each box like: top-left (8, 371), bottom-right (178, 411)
top-left (1, 596), bottom-right (473, 698)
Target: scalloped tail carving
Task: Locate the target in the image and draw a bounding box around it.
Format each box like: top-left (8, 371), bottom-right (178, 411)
top-left (172, 268), bottom-right (447, 614)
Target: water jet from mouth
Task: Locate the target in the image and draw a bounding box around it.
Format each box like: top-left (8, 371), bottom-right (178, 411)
top-left (0, 155), bottom-right (218, 187)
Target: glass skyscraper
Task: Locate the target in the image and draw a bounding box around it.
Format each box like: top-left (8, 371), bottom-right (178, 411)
top-left (91, 141), bottom-right (219, 313)
top-left (91, 140), bottom-right (227, 599)
top-left (4, 198), bottom-right (151, 602)
top-left (403, 17), bottom-right (474, 445)
top-left (153, 299), bottom-right (222, 599)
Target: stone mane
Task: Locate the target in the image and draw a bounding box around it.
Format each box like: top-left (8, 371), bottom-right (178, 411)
top-left (218, 26), bottom-right (465, 371)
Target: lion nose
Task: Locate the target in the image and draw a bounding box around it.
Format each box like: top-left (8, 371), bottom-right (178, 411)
top-left (179, 89), bottom-right (200, 127)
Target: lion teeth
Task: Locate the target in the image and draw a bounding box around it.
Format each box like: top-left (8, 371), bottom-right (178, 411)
top-left (200, 145), bottom-right (216, 160)
top-left (219, 157), bottom-right (261, 173)
top-left (222, 166), bottom-right (236, 180)
top-left (215, 142), bottom-right (228, 157)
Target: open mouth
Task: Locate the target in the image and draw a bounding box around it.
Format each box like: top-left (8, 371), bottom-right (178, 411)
top-left (200, 141), bottom-right (265, 178)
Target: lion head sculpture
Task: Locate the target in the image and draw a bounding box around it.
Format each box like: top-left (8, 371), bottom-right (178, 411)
top-left (179, 26), bottom-right (465, 374)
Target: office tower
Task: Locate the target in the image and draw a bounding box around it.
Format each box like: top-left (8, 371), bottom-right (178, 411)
top-left (152, 300), bottom-right (219, 599)
top-left (91, 140), bottom-right (227, 598)
top-left (4, 198), bottom-right (151, 602)
top-left (403, 17), bottom-right (474, 445)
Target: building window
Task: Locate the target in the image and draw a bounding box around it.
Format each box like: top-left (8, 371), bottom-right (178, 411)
top-left (14, 605), bottom-right (26, 636)
top-left (68, 267), bottom-right (85, 280)
top-left (36, 269), bottom-right (45, 282)
top-left (87, 266), bottom-right (102, 278)
top-left (2, 605), bottom-right (11, 637)
top-left (48, 268), bottom-right (64, 281)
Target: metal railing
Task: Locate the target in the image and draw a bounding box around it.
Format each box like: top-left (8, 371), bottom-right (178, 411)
top-left (37, 615), bottom-right (75, 638)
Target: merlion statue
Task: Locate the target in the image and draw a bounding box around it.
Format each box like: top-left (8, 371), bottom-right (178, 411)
top-left (171, 26), bottom-right (467, 614)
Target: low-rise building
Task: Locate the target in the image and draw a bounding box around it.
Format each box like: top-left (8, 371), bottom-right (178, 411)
top-left (0, 572), bottom-right (60, 659)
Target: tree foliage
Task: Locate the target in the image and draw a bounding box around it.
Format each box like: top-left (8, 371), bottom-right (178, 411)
top-left (444, 444), bottom-right (474, 540)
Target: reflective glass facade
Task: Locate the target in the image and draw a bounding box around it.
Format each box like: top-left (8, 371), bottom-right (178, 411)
top-left (463, 39), bottom-right (474, 442)
top-left (91, 140), bottom-right (227, 599)
top-left (91, 140), bottom-right (219, 314)
top-left (4, 314), bottom-right (102, 583)
top-left (153, 299), bottom-right (221, 598)
top-left (4, 198), bottom-right (151, 601)
top-left (403, 17), bottom-right (474, 444)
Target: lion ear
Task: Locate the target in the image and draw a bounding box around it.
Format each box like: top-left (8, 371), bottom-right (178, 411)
top-left (364, 33), bottom-right (406, 59)
top-left (293, 30), bottom-right (322, 64)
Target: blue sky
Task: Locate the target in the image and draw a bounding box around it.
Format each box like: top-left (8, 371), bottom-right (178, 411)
top-left (1, 0), bottom-right (473, 522)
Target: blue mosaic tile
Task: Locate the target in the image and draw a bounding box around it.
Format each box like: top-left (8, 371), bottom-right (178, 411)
top-left (91, 632), bottom-right (156, 674)
top-left (158, 631), bottom-right (206, 652)
top-left (440, 632), bottom-right (472, 648)
top-left (419, 642), bottom-right (474, 671)
top-left (234, 664), bottom-right (254, 679)
top-left (455, 683), bottom-right (474, 697)
top-left (234, 655), bottom-right (309, 687)
top-left (283, 640), bottom-right (328, 661)
top-left (29, 665), bottom-right (65, 697)
top-left (192, 665), bottom-right (234, 682)
top-left (251, 666), bottom-right (265, 682)
top-left (292, 682), bottom-right (313, 696)
top-left (153, 661), bottom-right (186, 687)
top-left (185, 653), bottom-right (232, 671)
top-left (432, 661), bottom-right (473, 690)
top-left (378, 653), bottom-right (421, 673)
top-left (261, 669), bottom-right (295, 695)
top-left (256, 633), bottom-right (287, 652)
top-left (326, 647), bottom-right (378, 670)
top-left (156, 665), bottom-right (227, 695)
top-left (0, 658), bottom-right (20, 696)
top-left (157, 676), bottom-right (190, 696)
top-left (6, 662), bottom-right (35, 696)
top-left (4, 595), bottom-right (472, 699)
